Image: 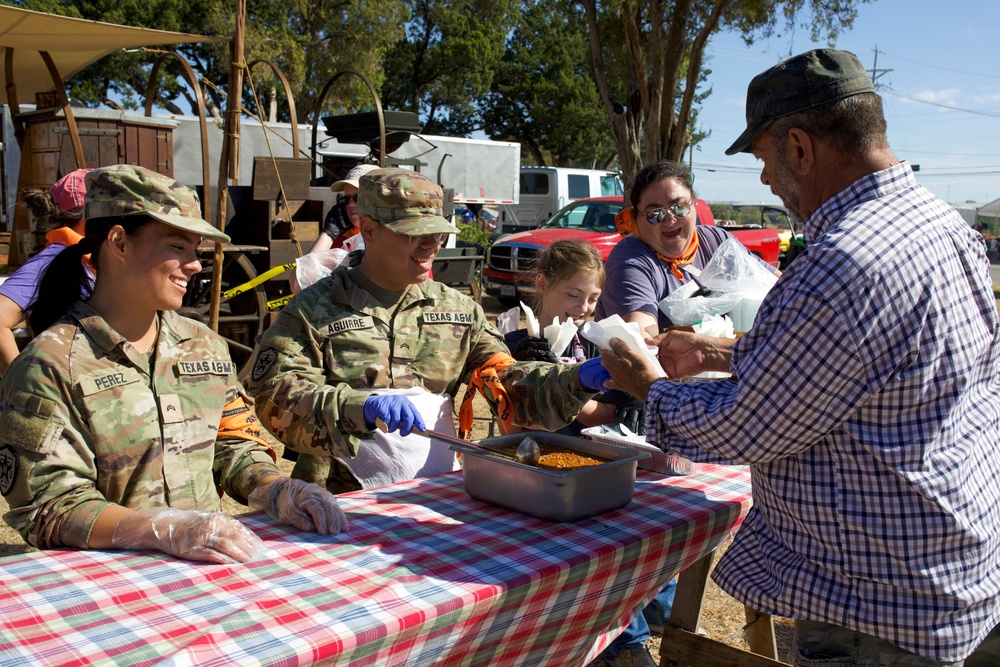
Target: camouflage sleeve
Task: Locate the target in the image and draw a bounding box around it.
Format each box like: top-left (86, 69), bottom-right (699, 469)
top-left (463, 315), bottom-right (597, 431)
top-left (244, 307), bottom-right (371, 460)
top-left (0, 358), bottom-right (114, 549)
top-left (213, 379), bottom-right (282, 506)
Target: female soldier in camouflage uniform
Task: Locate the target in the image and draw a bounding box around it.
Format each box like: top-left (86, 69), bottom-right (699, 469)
top-left (0, 165), bottom-right (348, 564)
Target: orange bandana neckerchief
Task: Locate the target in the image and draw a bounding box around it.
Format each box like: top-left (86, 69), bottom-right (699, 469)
top-left (614, 208), bottom-right (700, 280)
top-left (458, 352), bottom-right (516, 440)
top-left (45, 226), bottom-right (84, 248)
top-left (45, 226), bottom-right (94, 271)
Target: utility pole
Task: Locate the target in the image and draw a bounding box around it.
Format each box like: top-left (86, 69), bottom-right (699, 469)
top-left (869, 46), bottom-right (893, 90)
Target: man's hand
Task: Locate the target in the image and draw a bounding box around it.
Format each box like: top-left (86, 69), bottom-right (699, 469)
top-left (600, 338), bottom-right (662, 400)
top-left (363, 394), bottom-right (426, 435)
top-left (653, 330), bottom-right (735, 379)
top-left (577, 357), bottom-right (611, 391)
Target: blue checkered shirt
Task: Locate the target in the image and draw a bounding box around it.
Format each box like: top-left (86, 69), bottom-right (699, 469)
top-left (646, 162), bottom-right (1000, 661)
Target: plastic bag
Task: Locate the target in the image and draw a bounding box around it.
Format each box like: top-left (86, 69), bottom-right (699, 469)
top-left (293, 248), bottom-right (351, 292)
top-left (659, 237), bottom-right (777, 328)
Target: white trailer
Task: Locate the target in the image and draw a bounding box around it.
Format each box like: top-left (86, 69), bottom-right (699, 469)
top-left (389, 134), bottom-right (520, 206)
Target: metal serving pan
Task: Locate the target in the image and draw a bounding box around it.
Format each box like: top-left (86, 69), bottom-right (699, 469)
top-left (446, 431), bottom-right (650, 522)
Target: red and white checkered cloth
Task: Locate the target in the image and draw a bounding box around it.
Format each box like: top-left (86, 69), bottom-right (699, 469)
top-left (0, 466), bottom-right (751, 666)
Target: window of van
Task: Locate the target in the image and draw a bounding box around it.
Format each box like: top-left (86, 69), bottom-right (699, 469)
top-left (601, 175), bottom-right (623, 196)
top-left (568, 174), bottom-right (590, 199)
top-left (520, 173), bottom-right (549, 195)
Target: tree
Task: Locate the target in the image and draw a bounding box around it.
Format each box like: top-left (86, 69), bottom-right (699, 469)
top-left (480, 0), bottom-right (617, 168)
top-left (7, 0), bottom-right (408, 124)
top-left (577, 0), bottom-right (872, 186)
top-left (379, 0), bottom-right (518, 136)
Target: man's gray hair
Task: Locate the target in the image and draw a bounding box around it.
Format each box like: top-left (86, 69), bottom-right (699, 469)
top-left (768, 92), bottom-right (888, 155)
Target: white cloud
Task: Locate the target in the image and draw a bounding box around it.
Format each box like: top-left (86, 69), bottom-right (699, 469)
top-left (970, 91), bottom-right (1000, 106)
top-left (910, 88), bottom-right (961, 105)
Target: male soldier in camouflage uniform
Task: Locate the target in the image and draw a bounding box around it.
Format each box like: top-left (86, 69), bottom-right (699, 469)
top-left (245, 168), bottom-right (609, 493)
top-left (0, 165), bottom-right (347, 563)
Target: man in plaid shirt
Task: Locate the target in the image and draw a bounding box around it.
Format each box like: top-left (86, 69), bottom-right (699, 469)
top-left (602, 49), bottom-right (999, 666)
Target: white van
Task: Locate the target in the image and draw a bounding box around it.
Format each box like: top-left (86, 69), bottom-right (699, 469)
top-left (498, 167), bottom-right (623, 233)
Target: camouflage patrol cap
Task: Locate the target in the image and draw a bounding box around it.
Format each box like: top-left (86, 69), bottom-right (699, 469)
top-left (726, 49), bottom-right (876, 155)
top-left (357, 168), bottom-right (459, 236)
top-left (83, 165), bottom-right (230, 243)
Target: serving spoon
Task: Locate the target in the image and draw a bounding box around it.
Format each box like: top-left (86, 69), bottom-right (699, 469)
top-left (375, 419), bottom-right (541, 466)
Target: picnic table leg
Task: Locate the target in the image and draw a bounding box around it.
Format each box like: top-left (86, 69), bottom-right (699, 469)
top-left (659, 551), bottom-right (788, 667)
top-left (666, 552), bottom-right (712, 633)
top-left (744, 607), bottom-right (778, 659)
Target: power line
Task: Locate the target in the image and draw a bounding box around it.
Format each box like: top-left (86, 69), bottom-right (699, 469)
top-left (882, 87), bottom-right (1000, 118)
top-left (874, 49), bottom-right (1000, 80)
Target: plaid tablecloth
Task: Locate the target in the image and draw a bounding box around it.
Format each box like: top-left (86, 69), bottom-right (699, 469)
top-left (0, 466), bottom-right (751, 667)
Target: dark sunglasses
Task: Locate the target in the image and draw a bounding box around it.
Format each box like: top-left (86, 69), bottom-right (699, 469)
top-left (339, 193), bottom-right (359, 204)
top-left (643, 202), bottom-right (692, 223)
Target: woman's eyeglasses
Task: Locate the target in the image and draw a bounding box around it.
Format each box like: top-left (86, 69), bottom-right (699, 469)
top-left (339, 193), bottom-right (359, 204)
top-left (643, 201), bottom-right (692, 223)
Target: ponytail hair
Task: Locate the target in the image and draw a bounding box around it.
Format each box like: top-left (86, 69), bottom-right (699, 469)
top-left (27, 215), bottom-right (154, 334)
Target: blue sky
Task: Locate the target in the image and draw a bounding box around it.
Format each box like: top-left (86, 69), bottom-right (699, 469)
top-left (692, 0), bottom-right (1000, 207)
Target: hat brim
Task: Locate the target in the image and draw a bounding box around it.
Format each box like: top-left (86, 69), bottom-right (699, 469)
top-left (378, 215), bottom-right (460, 237)
top-left (147, 211), bottom-right (231, 244)
top-left (725, 119), bottom-right (770, 156)
top-left (330, 179), bottom-right (360, 193)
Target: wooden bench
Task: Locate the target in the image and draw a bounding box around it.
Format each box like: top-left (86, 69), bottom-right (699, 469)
top-left (433, 246), bottom-right (484, 303)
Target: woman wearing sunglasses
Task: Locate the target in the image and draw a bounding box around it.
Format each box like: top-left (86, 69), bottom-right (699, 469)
top-left (588, 159), bottom-right (778, 667)
top-left (595, 159), bottom-right (778, 337)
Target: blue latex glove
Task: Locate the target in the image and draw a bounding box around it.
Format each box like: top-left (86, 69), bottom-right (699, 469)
top-left (363, 394), bottom-right (426, 436)
top-left (578, 357), bottom-right (611, 391)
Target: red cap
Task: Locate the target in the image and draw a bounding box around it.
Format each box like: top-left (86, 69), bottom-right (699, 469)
top-left (48, 168), bottom-right (92, 211)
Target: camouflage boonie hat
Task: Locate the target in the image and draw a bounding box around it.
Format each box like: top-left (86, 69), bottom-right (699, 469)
top-left (84, 165), bottom-right (230, 243)
top-left (726, 48), bottom-right (876, 155)
top-left (357, 168), bottom-right (459, 236)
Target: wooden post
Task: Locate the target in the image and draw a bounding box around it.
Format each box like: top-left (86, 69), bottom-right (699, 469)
top-left (209, 0), bottom-right (245, 332)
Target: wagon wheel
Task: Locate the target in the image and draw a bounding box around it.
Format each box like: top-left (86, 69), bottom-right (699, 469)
top-left (178, 250), bottom-right (266, 378)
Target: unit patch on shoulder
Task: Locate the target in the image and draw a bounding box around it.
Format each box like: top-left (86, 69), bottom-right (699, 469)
top-left (0, 446), bottom-right (17, 496)
top-left (422, 311), bottom-right (474, 325)
top-left (251, 348), bottom-right (279, 383)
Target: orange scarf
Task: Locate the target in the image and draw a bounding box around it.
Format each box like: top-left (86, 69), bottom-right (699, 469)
top-left (458, 352), bottom-right (516, 440)
top-left (614, 208), bottom-right (700, 279)
top-left (46, 226), bottom-right (94, 272)
top-left (45, 226), bottom-right (84, 248)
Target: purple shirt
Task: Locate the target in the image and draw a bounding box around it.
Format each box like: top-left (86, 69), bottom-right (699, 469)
top-left (0, 243), bottom-right (68, 311)
top-left (596, 225), bottom-right (735, 329)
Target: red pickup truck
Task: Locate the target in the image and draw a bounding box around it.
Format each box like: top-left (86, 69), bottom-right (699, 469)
top-left (482, 196), bottom-right (780, 306)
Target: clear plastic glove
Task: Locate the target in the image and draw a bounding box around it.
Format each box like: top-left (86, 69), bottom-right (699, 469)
top-left (614, 398), bottom-right (648, 435)
top-left (512, 335), bottom-right (558, 363)
top-left (578, 357), bottom-right (611, 391)
top-left (249, 477), bottom-right (349, 535)
top-left (363, 394), bottom-right (426, 435)
top-left (111, 509), bottom-right (263, 564)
